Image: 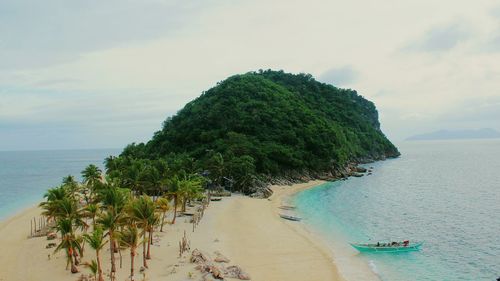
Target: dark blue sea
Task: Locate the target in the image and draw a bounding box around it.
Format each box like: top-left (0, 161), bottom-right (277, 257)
top-left (294, 140), bottom-right (500, 281)
top-left (0, 149), bottom-right (119, 220)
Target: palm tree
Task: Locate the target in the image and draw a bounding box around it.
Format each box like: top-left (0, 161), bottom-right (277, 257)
top-left (178, 176), bottom-right (204, 212)
top-left (84, 260), bottom-right (98, 281)
top-left (97, 186), bottom-right (129, 280)
top-left (43, 185), bottom-right (67, 202)
top-left (82, 164), bottom-right (102, 187)
top-left (118, 225), bottom-right (141, 281)
top-left (127, 195), bottom-right (156, 267)
top-left (40, 186), bottom-right (67, 222)
top-left (53, 197), bottom-right (82, 220)
top-left (62, 175), bottom-right (80, 199)
top-left (54, 218), bottom-right (82, 273)
top-left (207, 152), bottom-right (225, 187)
top-left (166, 177), bottom-right (181, 224)
top-left (82, 164), bottom-right (103, 201)
top-left (83, 203), bottom-right (100, 228)
top-left (145, 211), bottom-right (160, 259)
top-left (155, 197), bottom-right (170, 232)
top-left (83, 227), bottom-right (107, 281)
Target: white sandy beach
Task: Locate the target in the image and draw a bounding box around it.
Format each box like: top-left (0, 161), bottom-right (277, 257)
top-left (0, 181), bottom-right (378, 281)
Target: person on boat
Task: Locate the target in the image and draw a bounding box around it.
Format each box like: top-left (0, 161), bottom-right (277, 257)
top-left (376, 242), bottom-right (380, 247)
top-left (403, 240), bottom-right (409, 247)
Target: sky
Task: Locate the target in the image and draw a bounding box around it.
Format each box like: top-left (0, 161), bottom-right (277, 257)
top-left (1, 0), bottom-right (500, 151)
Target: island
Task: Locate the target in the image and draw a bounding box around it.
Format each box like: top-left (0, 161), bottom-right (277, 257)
top-left (406, 128), bottom-right (500, 141)
top-left (0, 70), bottom-right (397, 281)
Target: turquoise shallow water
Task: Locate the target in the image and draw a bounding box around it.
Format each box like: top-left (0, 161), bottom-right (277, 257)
top-left (294, 140), bottom-right (500, 281)
top-left (0, 149), bottom-right (119, 220)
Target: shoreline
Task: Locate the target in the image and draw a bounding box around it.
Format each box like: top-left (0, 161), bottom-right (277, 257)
top-left (278, 181), bottom-right (381, 281)
top-left (0, 180), bottom-right (376, 281)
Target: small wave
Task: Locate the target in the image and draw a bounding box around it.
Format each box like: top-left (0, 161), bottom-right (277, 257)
top-left (368, 260), bottom-right (383, 279)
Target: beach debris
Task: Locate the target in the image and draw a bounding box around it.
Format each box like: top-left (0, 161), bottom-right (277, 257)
top-left (191, 249), bottom-right (250, 280)
top-left (46, 242), bottom-right (57, 249)
top-left (191, 249), bottom-right (211, 264)
top-left (76, 274), bottom-right (92, 281)
top-left (214, 251), bottom-right (230, 263)
top-left (225, 265), bottom-right (251, 280)
top-left (211, 266), bottom-right (224, 279)
top-left (179, 231), bottom-right (191, 257)
top-left (30, 216), bottom-right (52, 238)
top-left (201, 273), bottom-right (217, 281)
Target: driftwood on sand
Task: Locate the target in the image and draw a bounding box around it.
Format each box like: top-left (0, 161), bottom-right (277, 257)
top-left (179, 231), bottom-right (191, 257)
top-left (213, 251), bottom-right (230, 263)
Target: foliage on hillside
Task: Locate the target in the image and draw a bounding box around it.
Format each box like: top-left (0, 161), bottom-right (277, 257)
top-left (120, 70), bottom-right (399, 192)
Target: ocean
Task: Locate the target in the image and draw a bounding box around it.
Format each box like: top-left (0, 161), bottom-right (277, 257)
top-left (294, 139), bottom-right (500, 281)
top-left (0, 149), bottom-right (120, 220)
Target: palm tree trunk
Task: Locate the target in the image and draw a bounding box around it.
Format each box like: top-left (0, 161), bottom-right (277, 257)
top-left (69, 247), bottom-right (78, 273)
top-left (182, 197), bottom-right (187, 212)
top-left (109, 230), bottom-right (116, 279)
top-left (96, 250), bottom-right (104, 281)
top-left (66, 249), bottom-right (70, 270)
top-left (119, 248), bottom-right (123, 269)
top-left (160, 211), bottom-right (165, 232)
top-left (172, 195), bottom-right (178, 224)
top-left (146, 230), bottom-right (152, 259)
top-left (142, 231), bottom-right (148, 268)
top-left (130, 248), bottom-right (136, 281)
top-left (73, 250), bottom-right (79, 266)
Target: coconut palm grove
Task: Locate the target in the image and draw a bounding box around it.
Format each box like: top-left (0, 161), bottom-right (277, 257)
top-left (39, 163), bottom-right (205, 281)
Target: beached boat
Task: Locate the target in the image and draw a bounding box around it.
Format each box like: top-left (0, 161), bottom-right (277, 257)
top-left (278, 205), bottom-right (296, 210)
top-left (350, 240), bottom-right (423, 253)
top-left (210, 197), bottom-right (222, 201)
top-left (279, 214), bottom-right (302, 221)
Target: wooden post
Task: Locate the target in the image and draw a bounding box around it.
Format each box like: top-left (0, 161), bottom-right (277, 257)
top-left (179, 241), bottom-right (182, 257)
top-left (30, 220), bottom-right (33, 237)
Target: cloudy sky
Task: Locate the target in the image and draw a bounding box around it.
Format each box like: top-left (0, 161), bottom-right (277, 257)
top-left (1, 0), bottom-right (500, 150)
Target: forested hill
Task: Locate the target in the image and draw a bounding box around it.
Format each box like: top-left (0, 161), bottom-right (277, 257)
top-left (120, 70), bottom-right (399, 193)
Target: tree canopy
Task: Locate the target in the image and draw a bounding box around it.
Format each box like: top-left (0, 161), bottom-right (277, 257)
top-left (119, 70), bottom-right (399, 191)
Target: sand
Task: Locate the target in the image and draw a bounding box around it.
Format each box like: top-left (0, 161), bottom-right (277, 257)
top-left (0, 181), bottom-right (372, 281)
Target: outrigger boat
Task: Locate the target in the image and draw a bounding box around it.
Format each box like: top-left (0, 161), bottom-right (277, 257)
top-left (278, 205), bottom-right (296, 210)
top-left (350, 240), bottom-right (423, 253)
top-left (279, 214), bottom-right (302, 221)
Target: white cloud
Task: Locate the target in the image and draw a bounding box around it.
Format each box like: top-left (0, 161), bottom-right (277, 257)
top-left (319, 66), bottom-right (359, 86)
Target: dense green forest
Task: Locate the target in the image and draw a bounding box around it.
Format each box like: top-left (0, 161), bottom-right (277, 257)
top-left (111, 70), bottom-right (399, 194)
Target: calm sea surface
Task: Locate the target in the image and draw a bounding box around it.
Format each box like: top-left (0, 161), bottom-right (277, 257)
top-left (0, 149), bottom-right (119, 220)
top-left (294, 139), bottom-right (500, 281)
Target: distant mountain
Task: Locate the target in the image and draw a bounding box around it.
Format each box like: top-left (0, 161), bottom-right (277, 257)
top-left (407, 128), bottom-right (500, 141)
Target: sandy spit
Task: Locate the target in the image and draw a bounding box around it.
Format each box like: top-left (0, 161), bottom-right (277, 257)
top-left (0, 181), bottom-right (360, 281)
